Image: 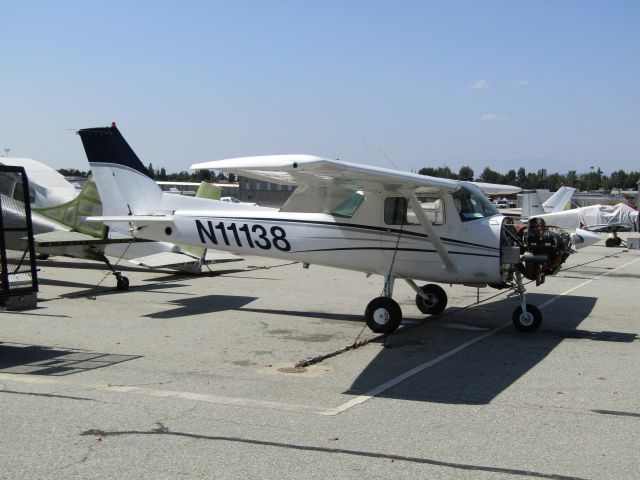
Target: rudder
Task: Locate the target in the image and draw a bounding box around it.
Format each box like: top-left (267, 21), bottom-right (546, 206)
top-left (78, 124), bottom-right (162, 216)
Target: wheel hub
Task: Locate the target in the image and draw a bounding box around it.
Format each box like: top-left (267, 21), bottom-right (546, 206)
top-left (423, 294), bottom-right (436, 307)
top-left (519, 312), bottom-right (534, 327)
top-left (372, 307), bottom-right (390, 326)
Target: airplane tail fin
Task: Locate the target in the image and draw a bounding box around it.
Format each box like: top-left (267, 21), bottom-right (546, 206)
top-left (77, 124), bottom-right (162, 216)
top-left (543, 186), bottom-right (576, 213)
top-left (195, 181), bottom-right (222, 200)
top-left (520, 190), bottom-right (544, 219)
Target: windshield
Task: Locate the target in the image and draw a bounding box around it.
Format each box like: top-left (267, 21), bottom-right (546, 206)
top-left (452, 184), bottom-right (500, 221)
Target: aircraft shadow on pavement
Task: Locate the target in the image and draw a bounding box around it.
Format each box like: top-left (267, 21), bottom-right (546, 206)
top-left (38, 259), bottom-right (154, 273)
top-left (38, 277), bottom-right (191, 299)
top-left (0, 342), bottom-right (141, 376)
top-left (144, 269), bottom-right (248, 283)
top-left (237, 307), bottom-right (363, 323)
top-left (346, 292), bottom-right (638, 405)
top-left (144, 294), bottom-right (259, 319)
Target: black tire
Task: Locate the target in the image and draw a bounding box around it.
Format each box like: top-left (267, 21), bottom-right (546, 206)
top-left (117, 276), bottom-right (130, 291)
top-left (512, 304), bottom-right (542, 332)
top-left (614, 236), bottom-right (623, 246)
top-left (365, 297), bottom-right (402, 334)
top-left (605, 237), bottom-right (616, 247)
top-left (415, 284), bottom-right (447, 315)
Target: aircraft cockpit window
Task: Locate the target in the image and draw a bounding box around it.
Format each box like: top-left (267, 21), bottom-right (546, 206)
top-left (407, 196), bottom-right (444, 225)
top-left (384, 197), bottom-right (409, 225)
top-left (452, 184), bottom-right (499, 221)
top-left (385, 196), bottom-right (445, 225)
top-left (331, 192), bottom-right (365, 218)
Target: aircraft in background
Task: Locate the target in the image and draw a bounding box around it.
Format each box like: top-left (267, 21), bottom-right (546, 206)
top-left (157, 181), bottom-right (239, 196)
top-left (531, 202), bottom-right (639, 247)
top-left (0, 158), bottom-right (242, 289)
top-left (500, 186), bottom-right (577, 219)
top-left (1, 157), bottom-right (78, 207)
top-left (79, 124), bottom-right (597, 333)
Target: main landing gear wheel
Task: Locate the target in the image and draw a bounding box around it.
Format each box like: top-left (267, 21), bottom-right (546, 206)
top-left (512, 304), bottom-right (542, 332)
top-left (365, 297), bottom-right (402, 334)
top-left (605, 237), bottom-right (622, 247)
top-left (116, 276), bottom-right (130, 291)
top-left (415, 284), bottom-right (447, 315)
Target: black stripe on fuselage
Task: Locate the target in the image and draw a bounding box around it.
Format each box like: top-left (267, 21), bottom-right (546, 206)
top-left (189, 215), bottom-right (500, 252)
top-left (290, 246), bottom-right (499, 258)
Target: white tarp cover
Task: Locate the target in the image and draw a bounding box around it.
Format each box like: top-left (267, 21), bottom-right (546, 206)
top-left (534, 203), bottom-right (639, 232)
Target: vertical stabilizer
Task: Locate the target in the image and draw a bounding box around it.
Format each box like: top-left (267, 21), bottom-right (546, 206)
top-left (78, 125), bottom-right (162, 216)
top-left (520, 191), bottom-right (544, 219)
top-left (195, 181), bottom-right (222, 200)
top-left (542, 186), bottom-right (576, 213)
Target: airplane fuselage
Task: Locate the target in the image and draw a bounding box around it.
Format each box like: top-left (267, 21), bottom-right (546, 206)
top-left (128, 203), bottom-right (506, 285)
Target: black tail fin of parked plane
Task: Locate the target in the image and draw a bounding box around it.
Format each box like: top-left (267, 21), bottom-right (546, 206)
top-left (77, 123), bottom-right (163, 216)
top-left (78, 123), bottom-right (153, 179)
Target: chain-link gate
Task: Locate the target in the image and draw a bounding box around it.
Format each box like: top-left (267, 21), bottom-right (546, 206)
top-left (0, 165), bottom-right (38, 309)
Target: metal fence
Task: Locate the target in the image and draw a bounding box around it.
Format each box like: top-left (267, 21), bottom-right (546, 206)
top-left (0, 165), bottom-right (38, 308)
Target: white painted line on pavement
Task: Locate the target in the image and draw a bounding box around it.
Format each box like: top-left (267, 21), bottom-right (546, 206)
top-left (0, 373), bottom-right (323, 414)
top-left (321, 255), bottom-right (640, 416)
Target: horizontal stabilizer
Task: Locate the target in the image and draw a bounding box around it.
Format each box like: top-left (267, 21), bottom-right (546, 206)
top-left (84, 215), bottom-right (174, 223)
top-left (33, 231), bottom-right (148, 247)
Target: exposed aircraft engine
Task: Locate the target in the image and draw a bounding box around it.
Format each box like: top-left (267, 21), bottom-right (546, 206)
top-left (500, 217), bottom-right (572, 286)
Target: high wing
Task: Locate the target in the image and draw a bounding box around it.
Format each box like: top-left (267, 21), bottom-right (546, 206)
top-left (32, 230), bottom-right (148, 247)
top-left (192, 155), bottom-right (465, 270)
top-left (468, 181), bottom-right (521, 196)
top-left (191, 155), bottom-right (460, 194)
top-left (191, 155), bottom-right (524, 199)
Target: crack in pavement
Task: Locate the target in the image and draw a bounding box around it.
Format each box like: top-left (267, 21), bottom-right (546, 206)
top-left (79, 423), bottom-right (590, 480)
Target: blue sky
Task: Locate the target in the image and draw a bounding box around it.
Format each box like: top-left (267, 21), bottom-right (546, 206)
top-left (1, 1), bottom-right (638, 175)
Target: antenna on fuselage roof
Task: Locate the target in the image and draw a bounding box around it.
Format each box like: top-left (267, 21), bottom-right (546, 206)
top-left (378, 147), bottom-right (400, 170)
top-left (360, 140), bottom-right (400, 170)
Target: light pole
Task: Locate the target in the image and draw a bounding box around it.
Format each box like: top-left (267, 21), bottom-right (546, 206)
top-left (2, 148), bottom-right (9, 157)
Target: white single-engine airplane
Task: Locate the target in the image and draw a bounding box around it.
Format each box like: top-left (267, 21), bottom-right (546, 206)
top-left (79, 124), bottom-right (597, 333)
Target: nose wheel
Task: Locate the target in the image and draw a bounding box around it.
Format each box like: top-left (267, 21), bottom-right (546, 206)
top-left (365, 297), bottom-right (402, 334)
top-left (512, 304), bottom-right (541, 332)
top-left (415, 284), bottom-right (448, 314)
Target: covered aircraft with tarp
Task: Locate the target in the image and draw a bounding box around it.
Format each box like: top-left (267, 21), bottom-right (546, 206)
top-left (532, 203), bottom-right (639, 247)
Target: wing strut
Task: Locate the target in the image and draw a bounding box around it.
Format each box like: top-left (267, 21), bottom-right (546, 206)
top-left (407, 194), bottom-right (457, 272)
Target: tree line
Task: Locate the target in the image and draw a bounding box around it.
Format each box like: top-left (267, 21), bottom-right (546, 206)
top-left (418, 165), bottom-right (640, 192)
top-left (57, 164), bottom-right (236, 183)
